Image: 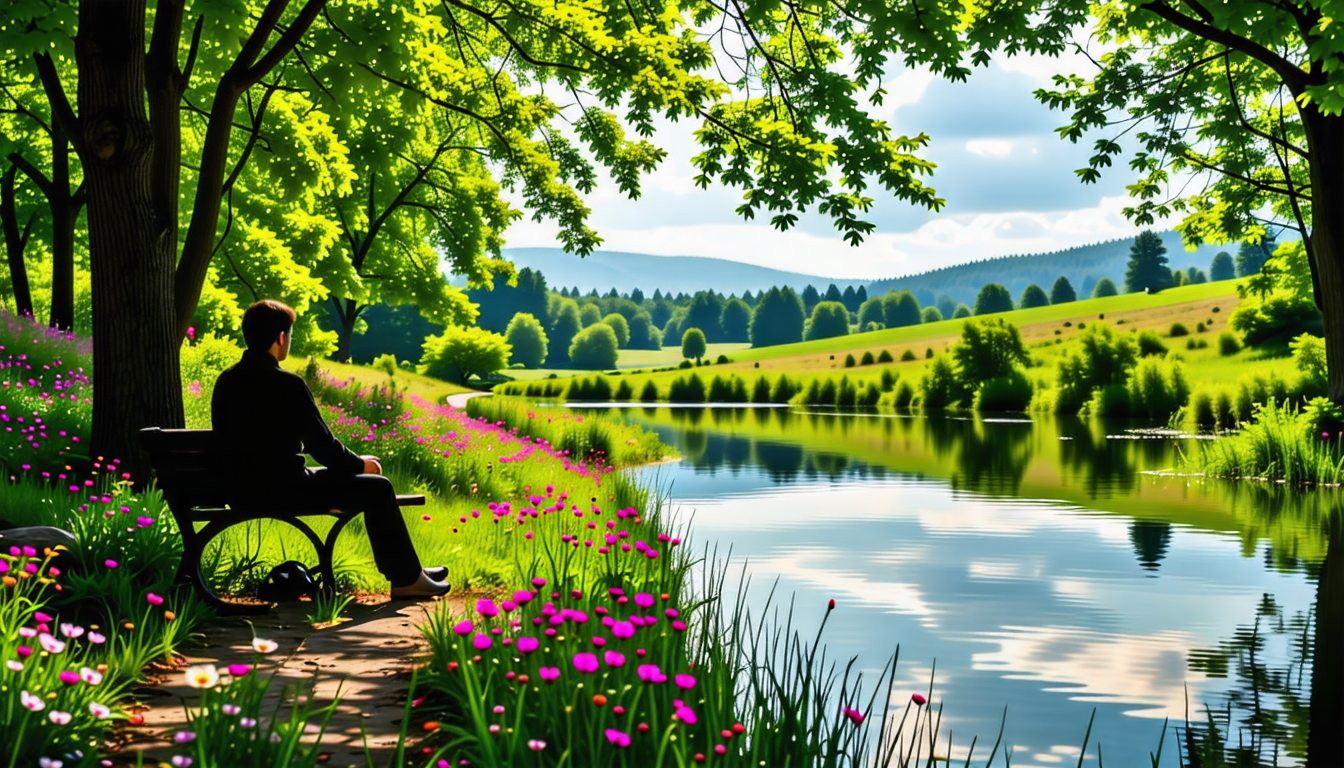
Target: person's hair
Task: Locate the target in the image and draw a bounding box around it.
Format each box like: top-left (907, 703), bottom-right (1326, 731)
top-left (241, 299), bottom-right (297, 351)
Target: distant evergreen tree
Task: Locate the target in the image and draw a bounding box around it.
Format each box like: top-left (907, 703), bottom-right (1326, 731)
top-left (674, 292), bottom-right (689, 303)
top-left (855, 285), bottom-right (868, 306)
top-left (587, 288), bottom-right (600, 298)
top-left (801, 285), bottom-right (821, 312)
top-left (824, 284), bottom-right (844, 305)
top-left (684, 291), bottom-right (726, 342)
top-left (1129, 521), bottom-right (1172, 572)
top-left (605, 287), bottom-right (621, 299)
top-left (546, 299), bottom-right (583, 366)
top-left (651, 288), bottom-right (664, 301)
top-left (750, 287), bottom-right (806, 347)
top-left (841, 285), bottom-right (859, 312)
top-left (915, 288), bottom-right (937, 310)
top-left (1092, 278), bottom-right (1118, 298)
top-left (921, 306), bottom-right (943, 323)
top-left (952, 304), bottom-right (972, 319)
top-left (973, 283), bottom-right (1014, 315)
top-left (1123, 230), bottom-right (1174, 293)
top-left (1050, 276), bottom-right (1076, 304)
top-left (559, 287), bottom-right (571, 298)
top-left (883, 290), bottom-right (922, 327)
top-left (936, 295), bottom-right (957, 319)
top-left (505, 313), bottom-right (549, 368)
top-left (740, 289), bottom-right (756, 306)
top-left (720, 298), bottom-right (752, 342)
top-left (467, 266), bottom-right (550, 333)
top-left (806, 301), bottom-right (850, 340)
top-left (571, 286), bottom-right (581, 297)
top-left (1210, 252), bottom-right (1235, 281)
top-left (1019, 284), bottom-right (1050, 308)
top-left (349, 303), bottom-right (445, 365)
top-left (1236, 237), bottom-right (1277, 276)
top-left (857, 297), bottom-right (885, 328)
top-left (630, 287), bottom-right (645, 304)
top-left (1185, 266), bottom-right (1208, 284)
top-left (648, 299), bottom-right (673, 329)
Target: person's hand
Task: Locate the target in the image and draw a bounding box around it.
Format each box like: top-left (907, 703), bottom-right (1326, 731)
top-left (362, 456), bottom-right (383, 475)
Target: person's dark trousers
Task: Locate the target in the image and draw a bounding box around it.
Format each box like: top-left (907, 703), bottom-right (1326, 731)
top-left (304, 469), bottom-right (422, 587)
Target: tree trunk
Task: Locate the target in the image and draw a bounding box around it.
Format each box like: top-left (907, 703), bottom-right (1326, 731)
top-left (48, 123), bottom-right (75, 331)
top-left (1302, 112), bottom-right (1344, 405)
top-left (0, 165), bottom-right (34, 318)
top-left (77, 0), bottom-right (183, 473)
top-left (332, 297), bottom-right (360, 363)
top-left (1308, 511), bottom-right (1344, 766)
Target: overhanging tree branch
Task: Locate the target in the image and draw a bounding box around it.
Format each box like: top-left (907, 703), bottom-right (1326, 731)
top-left (1138, 0), bottom-right (1313, 94)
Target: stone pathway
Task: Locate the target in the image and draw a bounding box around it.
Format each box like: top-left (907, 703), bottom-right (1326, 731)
top-left (120, 594), bottom-right (465, 768)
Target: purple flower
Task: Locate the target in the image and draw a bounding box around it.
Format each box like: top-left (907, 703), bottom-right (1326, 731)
top-left (675, 673), bottom-right (696, 689)
top-left (472, 633), bottom-right (493, 650)
top-left (516, 637), bottom-right (540, 654)
top-left (634, 593), bottom-right (655, 609)
top-left (604, 651), bottom-right (626, 667)
top-left (475, 599), bottom-right (499, 618)
top-left (611, 621), bottom-right (635, 639)
top-left (572, 653), bottom-right (599, 673)
top-left (605, 729), bottom-right (631, 748)
top-left (538, 666), bottom-right (560, 682)
top-left (452, 620), bottom-right (473, 636)
top-left (637, 664), bottom-right (667, 683)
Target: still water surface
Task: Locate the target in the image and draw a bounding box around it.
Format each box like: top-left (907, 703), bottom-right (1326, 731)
top-left (582, 406), bottom-right (1338, 767)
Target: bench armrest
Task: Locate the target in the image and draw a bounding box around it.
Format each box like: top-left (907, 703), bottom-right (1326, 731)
top-left (395, 495), bottom-right (426, 507)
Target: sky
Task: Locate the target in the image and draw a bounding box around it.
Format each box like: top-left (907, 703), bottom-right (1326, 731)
top-left (502, 50), bottom-right (1190, 281)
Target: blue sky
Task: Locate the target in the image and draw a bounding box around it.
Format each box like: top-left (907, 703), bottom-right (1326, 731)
top-left (505, 51), bottom-right (1189, 281)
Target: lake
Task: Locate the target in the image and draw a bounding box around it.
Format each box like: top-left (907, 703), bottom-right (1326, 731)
top-left (574, 405), bottom-right (1340, 767)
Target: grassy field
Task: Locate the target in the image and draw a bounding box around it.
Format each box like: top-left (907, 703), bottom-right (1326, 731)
top-left (502, 280), bottom-right (1299, 398)
top-left (502, 342), bottom-right (751, 381)
top-left (282, 355), bottom-right (472, 401)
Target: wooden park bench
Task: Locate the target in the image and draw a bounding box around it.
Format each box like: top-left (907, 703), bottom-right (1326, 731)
top-left (139, 427), bottom-right (424, 616)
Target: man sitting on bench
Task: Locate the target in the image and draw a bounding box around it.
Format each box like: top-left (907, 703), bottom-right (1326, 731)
top-left (211, 299), bottom-right (451, 599)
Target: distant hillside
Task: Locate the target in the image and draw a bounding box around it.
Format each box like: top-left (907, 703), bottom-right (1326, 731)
top-left (499, 248), bottom-right (867, 296)
top-left (867, 232), bottom-right (1229, 306)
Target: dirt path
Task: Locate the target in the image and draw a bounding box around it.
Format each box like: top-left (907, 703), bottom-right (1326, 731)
top-left (444, 391), bottom-right (490, 409)
top-left (121, 594), bottom-right (464, 768)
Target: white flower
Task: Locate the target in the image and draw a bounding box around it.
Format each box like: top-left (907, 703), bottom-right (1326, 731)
top-left (48, 710), bottom-right (72, 725)
top-left (80, 666), bottom-right (103, 685)
top-left (38, 758), bottom-right (62, 768)
top-left (183, 664), bottom-right (219, 689)
top-left (58, 623), bottom-right (84, 639)
top-left (5, 660), bottom-right (22, 672)
top-left (89, 702), bottom-right (112, 719)
top-left (20, 690), bottom-right (45, 711)
top-left (87, 631), bottom-right (106, 644)
top-left (38, 633), bottom-right (66, 654)
top-left (251, 637), bottom-right (278, 654)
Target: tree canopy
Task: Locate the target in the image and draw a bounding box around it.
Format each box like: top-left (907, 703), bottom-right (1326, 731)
top-left (973, 284), bottom-right (1014, 316)
top-left (1124, 231), bottom-right (1175, 294)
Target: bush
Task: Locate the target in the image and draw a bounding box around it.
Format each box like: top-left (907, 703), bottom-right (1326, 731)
top-left (681, 327), bottom-right (707, 362)
top-left (715, 354), bottom-right (731, 364)
top-left (859, 382), bottom-right (882, 406)
top-left (974, 369), bottom-right (1034, 412)
top-left (568, 324), bottom-right (620, 369)
top-left (750, 376), bottom-right (773, 403)
top-left (844, 353), bottom-right (856, 367)
top-left (921, 306), bottom-right (944, 324)
top-left (613, 380), bottom-right (634, 400)
top-left (877, 350), bottom-right (893, 363)
top-left (602, 313), bottom-right (631, 348)
top-left (1053, 325), bottom-right (1139, 414)
top-left (420, 325), bottom-right (511, 384)
top-left (818, 378), bottom-right (838, 405)
top-left (893, 379), bottom-right (916, 407)
top-left (925, 348), bottom-right (934, 359)
top-left (1168, 322), bottom-right (1189, 337)
top-left (836, 376), bottom-right (858, 408)
top-left (1135, 331), bottom-right (1167, 357)
top-left (1197, 399), bottom-right (1344, 484)
top-left (900, 349), bottom-right (916, 362)
top-left (1218, 332), bottom-right (1242, 356)
top-left (952, 304), bottom-right (972, 319)
top-left (1189, 387), bottom-right (1238, 430)
top-left (708, 375), bottom-right (733, 402)
top-left (372, 353), bottom-right (399, 377)
top-left (806, 301), bottom-right (851, 340)
top-left (973, 283), bottom-right (1014, 315)
top-left (1291, 333), bottom-right (1327, 385)
top-left (951, 318), bottom-right (1028, 383)
top-left (638, 380), bottom-right (660, 402)
top-left (1125, 357), bottom-right (1191, 419)
top-left (919, 355), bottom-right (963, 409)
top-left (1196, 321), bottom-right (1207, 333)
top-left (1230, 293), bottom-right (1323, 347)
top-left (1092, 278), bottom-right (1119, 298)
top-left (770, 374), bottom-right (800, 403)
top-left (1185, 338), bottom-right (1209, 350)
top-left (860, 351), bottom-right (875, 365)
top-left (667, 373), bottom-right (707, 402)
top-left (879, 368), bottom-right (897, 391)
top-left (565, 376), bottom-right (614, 401)
top-left (1018, 284), bottom-right (1050, 309)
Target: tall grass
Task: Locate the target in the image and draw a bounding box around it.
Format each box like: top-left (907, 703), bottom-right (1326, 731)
top-left (465, 395), bottom-right (674, 466)
top-left (1195, 399), bottom-right (1344, 484)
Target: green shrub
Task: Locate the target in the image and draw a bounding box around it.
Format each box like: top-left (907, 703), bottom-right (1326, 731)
top-left (877, 350), bottom-right (894, 363)
top-left (770, 374), bottom-right (800, 403)
top-left (879, 367), bottom-right (897, 391)
top-left (1135, 331), bottom-right (1167, 357)
top-left (1234, 372), bottom-right (1291, 422)
top-left (1196, 321), bottom-right (1207, 333)
top-left (860, 351), bottom-right (875, 365)
top-left (707, 375), bottom-right (747, 402)
top-left (919, 356), bottom-right (963, 409)
top-left (614, 380), bottom-right (634, 400)
top-left (859, 383), bottom-right (882, 406)
top-left (372, 353), bottom-right (399, 377)
top-left (1218, 332), bottom-right (1242, 356)
top-left (505, 312), bottom-right (549, 367)
top-left (667, 373), bottom-right (707, 402)
top-left (1185, 338), bottom-right (1209, 350)
top-left (1088, 383), bottom-right (1133, 417)
top-left (638, 380), bottom-right (660, 402)
top-left (844, 353), bottom-right (857, 367)
top-left (900, 349), bottom-right (916, 362)
top-left (715, 354), bottom-right (731, 364)
top-left (818, 377), bottom-right (838, 405)
top-left (569, 324), bottom-right (620, 369)
top-left (1196, 399), bottom-right (1344, 484)
top-left (974, 369), bottom-right (1034, 412)
top-left (731, 376), bottom-right (749, 402)
top-left (893, 379), bottom-right (916, 408)
top-left (1169, 322), bottom-right (1189, 337)
top-left (836, 376), bottom-right (858, 407)
top-left (566, 376), bottom-right (614, 401)
top-left (925, 348), bottom-right (934, 359)
top-left (1126, 357), bottom-right (1191, 419)
top-left (750, 376), bottom-right (773, 403)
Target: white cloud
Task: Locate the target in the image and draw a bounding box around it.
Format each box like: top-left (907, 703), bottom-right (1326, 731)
top-left (965, 139), bottom-right (1014, 157)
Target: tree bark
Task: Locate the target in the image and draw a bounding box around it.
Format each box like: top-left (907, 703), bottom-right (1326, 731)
top-left (77, 0), bottom-right (183, 473)
top-left (332, 297), bottom-right (362, 363)
top-left (1302, 111), bottom-right (1344, 405)
top-left (48, 123), bottom-right (75, 331)
top-left (0, 165), bottom-right (34, 318)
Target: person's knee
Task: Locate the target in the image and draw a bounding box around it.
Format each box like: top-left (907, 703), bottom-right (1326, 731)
top-left (358, 474), bottom-right (396, 502)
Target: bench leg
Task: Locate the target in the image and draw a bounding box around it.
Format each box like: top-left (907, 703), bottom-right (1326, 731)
top-left (315, 513), bottom-right (358, 594)
top-left (183, 520), bottom-right (269, 617)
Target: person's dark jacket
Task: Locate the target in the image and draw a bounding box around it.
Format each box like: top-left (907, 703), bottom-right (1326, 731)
top-left (211, 350), bottom-right (363, 501)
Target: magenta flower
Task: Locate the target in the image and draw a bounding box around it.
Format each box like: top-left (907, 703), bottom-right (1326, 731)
top-left (675, 673), bottom-right (696, 689)
top-left (611, 621), bottom-right (635, 639)
top-left (475, 598), bottom-right (499, 618)
top-left (843, 707), bottom-right (865, 724)
top-left (538, 666), bottom-right (560, 682)
top-left (672, 699), bottom-right (698, 725)
top-left (59, 670), bottom-right (79, 685)
top-left (512, 590), bottom-right (533, 604)
top-left (637, 664), bottom-right (667, 683)
top-left (146, 592), bottom-right (165, 606)
top-left (452, 620), bottom-right (474, 636)
top-left (472, 633), bottom-right (493, 650)
top-left (604, 651), bottom-right (626, 667)
top-left (531, 577), bottom-right (547, 587)
top-left (516, 637), bottom-right (540, 654)
top-left (605, 729), bottom-right (631, 748)
top-left (634, 593), bottom-right (655, 609)
top-left (227, 664), bottom-right (252, 677)
top-left (572, 653), bottom-right (599, 673)
top-left (911, 693), bottom-right (928, 706)
top-left (136, 516), bottom-right (155, 528)
top-left (104, 559), bottom-right (118, 569)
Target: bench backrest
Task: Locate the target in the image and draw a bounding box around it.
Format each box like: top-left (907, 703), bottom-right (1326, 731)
top-left (139, 427), bottom-right (228, 511)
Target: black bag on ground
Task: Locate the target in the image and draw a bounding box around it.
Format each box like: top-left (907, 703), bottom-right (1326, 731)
top-left (257, 560), bottom-right (319, 603)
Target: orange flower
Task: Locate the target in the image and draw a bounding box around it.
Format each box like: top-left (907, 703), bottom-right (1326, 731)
top-left (2, 576), bottom-right (15, 587)
top-left (123, 622), bottom-right (135, 630)
top-left (592, 695), bottom-right (608, 707)
top-left (164, 611), bottom-right (176, 621)
top-left (423, 721), bottom-right (441, 732)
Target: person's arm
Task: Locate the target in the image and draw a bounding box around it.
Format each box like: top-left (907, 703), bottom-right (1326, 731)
top-left (293, 378), bottom-right (365, 475)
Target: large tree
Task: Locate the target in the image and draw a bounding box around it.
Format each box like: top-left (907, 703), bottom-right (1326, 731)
top-left (1, 0), bottom-right (946, 470)
top-left (1123, 230), bottom-right (1175, 294)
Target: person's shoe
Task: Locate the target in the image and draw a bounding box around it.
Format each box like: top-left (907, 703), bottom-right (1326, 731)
top-left (390, 570), bottom-right (451, 600)
top-left (425, 565), bottom-right (449, 582)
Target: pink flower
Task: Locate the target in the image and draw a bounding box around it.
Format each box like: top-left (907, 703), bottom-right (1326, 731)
top-left (20, 690), bottom-right (44, 711)
top-left (146, 592), bottom-right (165, 606)
top-left (604, 651), bottom-right (626, 667)
top-left (634, 593), bottom-right (655, 609)
top-left (531, 577), bottom-right (547, 587)
top-left (227, 664), bottom-right (252, 677)
top-left (911, 693), bottom-right (928, 706)
top-left (675, 673), bottom-right (696, 689)
top-left (473, 633), bottom-right (493, 650)
top-left (843, 706), bottom-right (865, 724)
top-left (48, 710), bottom-right (72, 724)
top-left (516, 637), bottom-right (540, 654)
top-left (605, 729), bottom-right (631, 747)
top-left (672, 699), bottom-right (698, 725)
top-left (39, 633), bottom-right (66, 654)
top-left (475, 599), bottom-right (499, 618)
top-left (572, 653), bottom-right (599, 673)
top-left (57, 670), bottom-right (79, 687)
top-left (452, 620), bottom-right (474, 636)
top-left (538, 666), bottom-right (560, 682)
top-left (512, 590), bottom-right (533, 604)
top-left (637, 664), bottom-right (666, 683)
top-left (80, 667), bottom-right (102, 685)
top-left (611, 621), bottom-right (635, 639)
